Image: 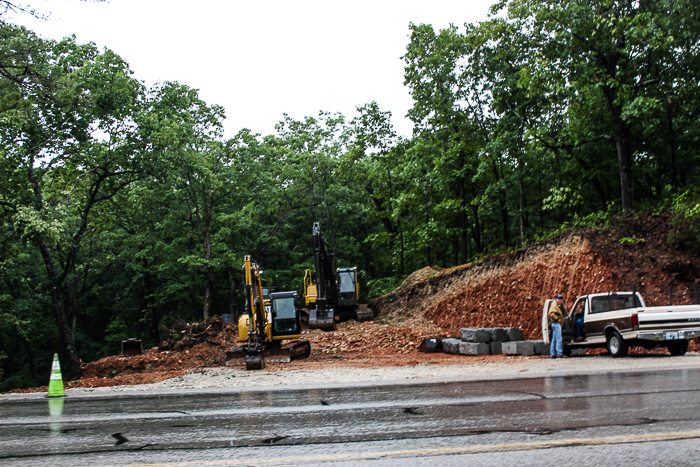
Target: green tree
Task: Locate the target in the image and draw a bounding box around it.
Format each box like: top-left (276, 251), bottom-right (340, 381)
top-left (0, 23), bottom-right (145, 378)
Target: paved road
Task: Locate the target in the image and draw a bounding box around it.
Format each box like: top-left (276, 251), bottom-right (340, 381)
top-left (2, 368), bottom-right (700, 466)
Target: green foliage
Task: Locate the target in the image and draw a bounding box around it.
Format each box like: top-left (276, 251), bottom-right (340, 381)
top-left (102, 317), bottom-right (129, 356)
top-left (669, 190), bottom-right (700, 253)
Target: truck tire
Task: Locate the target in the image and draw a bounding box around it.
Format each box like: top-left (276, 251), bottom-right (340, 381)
top-left (667, 340), bottom-right (689, 356)
top-left (607, 331), bottom-right (628, 358)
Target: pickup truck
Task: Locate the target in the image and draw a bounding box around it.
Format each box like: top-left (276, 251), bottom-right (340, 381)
top-left (542, 292), bottom-right (700, 357)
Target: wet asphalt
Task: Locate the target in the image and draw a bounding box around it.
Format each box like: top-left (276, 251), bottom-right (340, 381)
top-left (2, 368), bottom-right (700, 466)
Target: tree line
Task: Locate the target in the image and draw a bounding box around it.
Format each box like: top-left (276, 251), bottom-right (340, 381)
top-left (1, 0), bottom-right (699, 389)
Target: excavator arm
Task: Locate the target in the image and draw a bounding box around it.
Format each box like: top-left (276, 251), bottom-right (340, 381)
top-left (242, 255), bottom-right (267, 369)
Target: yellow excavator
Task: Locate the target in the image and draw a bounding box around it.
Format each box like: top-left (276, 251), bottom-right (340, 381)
top-left (226, 256), bottom-right (310, 370)
top-left (304, 223), bottom-right (373, 331)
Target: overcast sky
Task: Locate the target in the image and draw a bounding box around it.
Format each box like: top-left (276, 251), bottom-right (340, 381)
top-left (10, 0), bottom-right (493, 139)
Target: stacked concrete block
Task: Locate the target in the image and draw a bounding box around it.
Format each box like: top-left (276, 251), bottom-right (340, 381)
top-left (460, 328), bottom-right (490, 343)
top-left (441, 338), bottom-right (462, 354)
top-left (490, 328), bottom-right (509, 342)
top-left (503, 341), bottom-right (534, 356)
top-left (506, 328), bottom-right (524, 342)
top-left (531, 340), bottom-right (547, 356)
top-left (501, 341), bottom-right (518, 355)
top-left (440, 326), bottom-right (529, 357)
top-left (459, 342), bottom-right (490, 356)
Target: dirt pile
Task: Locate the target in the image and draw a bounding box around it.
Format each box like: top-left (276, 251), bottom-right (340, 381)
top-left (370, 212), bottom-right (700, 340)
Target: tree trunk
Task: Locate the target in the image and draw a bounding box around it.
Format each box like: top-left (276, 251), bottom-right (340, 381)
top-left (519, 176), bottom-right (525, 248)
top-left (189, 269), bottom-right (199, 322)
top-left (459, 174), bottom-right (468, 264)
top-left (228, 267), bottom-right (239, 320)
top-left (605, 89), bottom-right (634, 212)
top-left (39, 242), bottom-right (81, 380)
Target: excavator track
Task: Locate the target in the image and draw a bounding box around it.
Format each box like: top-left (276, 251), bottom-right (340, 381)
top-left (226, 340), bottom-right (311, 367)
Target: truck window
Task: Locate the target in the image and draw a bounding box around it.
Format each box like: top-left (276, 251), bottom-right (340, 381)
top-left (590, 294), bottom-right (641, 314)
top-left (570, 299), bottom-right (585, 318)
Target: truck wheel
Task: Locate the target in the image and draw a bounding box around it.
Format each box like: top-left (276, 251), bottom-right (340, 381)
top-left (607, 331), bottom-right (628, 358)
top-left (667, 340), bottom-right (689, 356)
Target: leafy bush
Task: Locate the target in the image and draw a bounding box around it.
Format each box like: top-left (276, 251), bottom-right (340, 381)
top-left (669, 190), bottom-right (700, 254)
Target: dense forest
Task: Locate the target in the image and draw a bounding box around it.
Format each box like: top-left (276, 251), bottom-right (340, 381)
top-left (1, 0), bottom-right (700, 389)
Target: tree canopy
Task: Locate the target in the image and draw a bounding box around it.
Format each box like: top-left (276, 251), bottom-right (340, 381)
top-left (1, 0), bottom-right (699, 389)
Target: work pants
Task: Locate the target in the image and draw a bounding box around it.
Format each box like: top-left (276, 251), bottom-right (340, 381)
top-left (550, 322), bottom-right (563, 357)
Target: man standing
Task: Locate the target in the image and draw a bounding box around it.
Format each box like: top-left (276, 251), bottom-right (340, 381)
top-left (548, 294), bottom-right (566, 358)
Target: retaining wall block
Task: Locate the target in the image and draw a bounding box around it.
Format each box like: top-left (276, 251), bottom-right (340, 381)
top-left (459, 342), bottom-right (490, 356)
top-left (441, 338), bottom-right (462, 354)
top-left (502, 341), bottom-right (518, 355)
top-left (460, 327), bottom-right (491, 343)
top-left (502, 341), bottom-right (535, 356)
top-left (490, 341), bottom-right (503, 355)
top-left (490, 328), bottom-right (509, 342)
top-left (531, 340), bottom-right (547, 355)
top-left (507, 328), bottom-right (524, 342)
top-left (516, 341), bottom-right (535, 356)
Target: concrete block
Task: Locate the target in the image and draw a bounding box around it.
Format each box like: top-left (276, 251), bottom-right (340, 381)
top-left (502, 341), bottom-right (518, 355)
top-left (517, 341), bottom-right (535, 356)
top-left (490, 328), bottom-right (509, 342)
top-left (460, 327), bottom-right (491, 343)
top-left (489, 341), bottom-right (503, 355)
top-left (571, 348), bottom-right (587, 356)
top-left (502, 341), bottom-right (535, 356)
top-left (506, 328), bottom-right (524, 341)
top-left (531, 340), bottom-right (546, 355)
top-left (459, 342), bottom-right (490, 356)
top-left (441, 338), bottom-right (461, 354)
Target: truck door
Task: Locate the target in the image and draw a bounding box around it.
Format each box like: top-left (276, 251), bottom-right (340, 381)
top-left (561, 304), bottom-right (574, 342)
top-left (542, 299), bottom-right (553, 344)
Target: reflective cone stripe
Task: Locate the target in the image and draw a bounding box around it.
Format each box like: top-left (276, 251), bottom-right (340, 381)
top-left (46, 353), bottom-right (65, 398)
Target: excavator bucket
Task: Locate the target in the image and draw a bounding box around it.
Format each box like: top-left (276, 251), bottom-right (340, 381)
top-left (355, 305), bottom-right (374, 321)
top-left (226, 340), bottom-right (311, 368)
top-left (245, 351), bottom-right (265, 370)
top-left (309, 306), bottom-right (337, 331)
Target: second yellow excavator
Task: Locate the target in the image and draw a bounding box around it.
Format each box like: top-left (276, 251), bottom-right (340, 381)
top-left (227, 255), bottom-right (310, 370)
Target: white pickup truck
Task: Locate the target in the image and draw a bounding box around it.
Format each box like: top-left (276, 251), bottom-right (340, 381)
top-left (542, 292), bottom-right (700, 357)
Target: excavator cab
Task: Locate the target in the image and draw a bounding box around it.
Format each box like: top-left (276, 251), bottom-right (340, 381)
top-left (270, 291), bottom-right (301, 336)
top-left (337, 267), bottom-right (359, 307)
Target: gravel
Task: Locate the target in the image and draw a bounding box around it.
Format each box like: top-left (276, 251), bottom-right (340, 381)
top-left (57, 352), bottom-right (700, 396)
